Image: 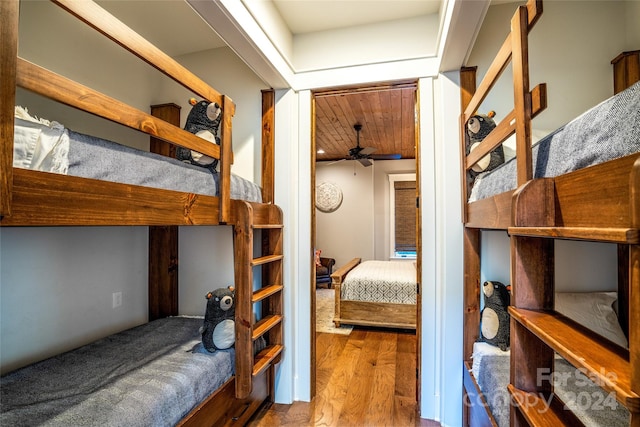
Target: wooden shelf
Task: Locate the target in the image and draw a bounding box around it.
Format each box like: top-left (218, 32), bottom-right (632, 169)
top-left (508, 226), bottom-right (639, 244)
top-left (251, 254), bottom-right (283, 267)
top-left (252, 314), bottom-right (283, 340)
top-left (253, 344), bottom-right (283, 377)
top-left (252, 284), bottom-right (283, 303)
top-left (510, 307), bottom-right (639, 412)
top-left (508, 384), bottom-right (587, 426)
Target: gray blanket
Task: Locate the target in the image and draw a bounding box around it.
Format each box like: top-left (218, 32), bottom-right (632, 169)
top-left (68, 129), bottom-right (262, 203)
top-left (477, 355), bottom-right (629, 426)
top-left (0, 317), bottom-right (234, 427)
top-left (470, 81), bottom-right (640, 201)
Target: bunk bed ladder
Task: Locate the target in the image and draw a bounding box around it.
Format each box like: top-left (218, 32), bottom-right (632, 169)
top-left (508, 162), bottom-right (640, 426)
top-left (232, 200), bottom-right (284, 400)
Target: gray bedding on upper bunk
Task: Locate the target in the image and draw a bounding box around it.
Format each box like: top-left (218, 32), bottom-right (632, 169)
top-left (12, 111), bottom-right (262, 203)
top-left (469, 81), bottom-right (640, 202)
top-left (0, 317), bottom-right (234, 427)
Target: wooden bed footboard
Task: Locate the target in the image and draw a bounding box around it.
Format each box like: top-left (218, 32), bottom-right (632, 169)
top-left (331, 257), bottom-right (417, 330)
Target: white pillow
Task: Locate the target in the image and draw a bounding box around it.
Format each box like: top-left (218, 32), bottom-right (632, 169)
top-left (555, 292), bottom-right (628, 348)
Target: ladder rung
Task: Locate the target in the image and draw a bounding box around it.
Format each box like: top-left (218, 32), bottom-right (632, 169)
top-left (252, 285), bottom-right (283, 303)
top-left (251, 254), bottom-right (283, 266)
top-left (252, 314), bottom-right (283, 340)
top-left (253, 344), bottom-right (283, 377)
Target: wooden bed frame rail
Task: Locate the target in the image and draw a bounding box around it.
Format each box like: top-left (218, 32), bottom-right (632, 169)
top-left (460, 0), bottom-right (546, 227)
top-left (0, 0), bottom-right (235, 224)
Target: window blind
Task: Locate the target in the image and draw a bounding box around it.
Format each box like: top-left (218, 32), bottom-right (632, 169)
top-left (394, 181), bottom-right (416, 253)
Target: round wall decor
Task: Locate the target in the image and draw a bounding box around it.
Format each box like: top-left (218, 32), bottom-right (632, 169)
top-left (315, 181), bottom-right (343, 213)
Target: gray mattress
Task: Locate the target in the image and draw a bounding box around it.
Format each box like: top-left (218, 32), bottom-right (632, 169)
top-left (13, 113), bottom-right (262, 203)
top-left (67, 129), bottom-right (262, 203)
top-left (476, 355), bottom-right (630, 427)
top-left (470, 81), bottom-right (640, 202)
top-left (0, 317), bottom-right (234, 427)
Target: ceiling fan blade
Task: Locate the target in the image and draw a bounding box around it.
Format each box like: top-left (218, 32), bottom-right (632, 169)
top-left (359, 146), bottom-right (376, 156)
top-left (370, 153), bottom-right (402, 160)
top-left (318, 159), bottom-right (347, 166)
top-left (357, 158), bottom-right (373, 167)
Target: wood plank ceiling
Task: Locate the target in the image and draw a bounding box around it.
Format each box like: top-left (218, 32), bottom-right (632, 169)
top-left (314, 81), bottom-right (417, 162)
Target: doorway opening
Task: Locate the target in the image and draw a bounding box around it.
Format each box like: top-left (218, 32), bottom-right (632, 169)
top-left (310, 80), bottom-right (423, 411)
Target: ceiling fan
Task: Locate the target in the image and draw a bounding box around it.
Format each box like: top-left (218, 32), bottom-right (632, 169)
top-left (346, 124), bottom-right (401, 167)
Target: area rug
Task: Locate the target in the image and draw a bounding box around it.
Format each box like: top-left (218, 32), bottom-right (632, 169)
top-left (316, 288), bottom-right (353, 335)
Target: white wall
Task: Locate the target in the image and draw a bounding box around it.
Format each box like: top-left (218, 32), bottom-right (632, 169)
top-left (467, 1), bottom-right (632, 132)
top-left (293, 14), bottom-right (439, 72)
top-left (315, 161), bottom-right (375, 267)
top-left (0, 227), bottom-right (148, 374)
top-left (315, 158), bottom-right (416, 267)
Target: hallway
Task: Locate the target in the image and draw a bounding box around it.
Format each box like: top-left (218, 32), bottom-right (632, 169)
top-left (248, 328), bottom-right (440, 426)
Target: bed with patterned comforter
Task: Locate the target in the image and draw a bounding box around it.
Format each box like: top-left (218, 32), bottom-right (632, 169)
top-left (333, 260), bottom-right (417, 329)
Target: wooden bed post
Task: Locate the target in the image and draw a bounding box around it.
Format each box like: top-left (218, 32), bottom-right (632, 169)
top-left (611, 50), bottom-right (640, 95)
top-left (148, 103), bottom-right (181, 320)
top-left (219, 95), bottom-right (235, 224)
top-left (0, 0), bottom-right (18, 218)
top-left (459, 66), bottom-right (477, 224)
top-left (261, 89), bottom-right (275, 205)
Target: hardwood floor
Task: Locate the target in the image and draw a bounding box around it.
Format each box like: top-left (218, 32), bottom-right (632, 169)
top-left (247, 328), bottom-right (440, 426)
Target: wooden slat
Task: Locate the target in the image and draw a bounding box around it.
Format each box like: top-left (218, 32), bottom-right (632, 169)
top-left (508, 227), bottom-right (639, 244)
top-left (252, 285), bottom-right (283, 303)
top-left (251, 254), bottom-right (284, 267)
top-left (462, 0), bottom-right (542, 122)
top-left (51, 0), bottom-right (233, 114)
top-left (508, 385), bottom-right (585, 427)
top-left (253, 345), bottom-right (283, 377)
top-left (510, 308), bottom-right (640, 412)
top-left (0, 0), bottom-right (18, 218)
top-left (252, 314), bottom-right (283, 340)
top-left (17, 58), bottom-right (222, 160)
top-left (465, 84), bottom-right (547, 172)
top-left (463, 35), bottom-right (513, 123)
top-left (0, 169), bottom-right (221, 226)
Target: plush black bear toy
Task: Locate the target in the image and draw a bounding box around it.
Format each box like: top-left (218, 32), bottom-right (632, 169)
top-left (200, 286), bottom-right (235, 353)
top-left (479, 281), bottom-right (511, 351)
top-left (466, 111), bottom-right (505, 176)
top-left (176, 98), bottom-right (222, 171)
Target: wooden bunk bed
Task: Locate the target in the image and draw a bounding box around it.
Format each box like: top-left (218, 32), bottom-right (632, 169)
top-left (459, 0), bottom-right (639, 426)
top-left (0, 1), bottom-right (283, 425)
top-left (331, 258), bottom-right (417, 330)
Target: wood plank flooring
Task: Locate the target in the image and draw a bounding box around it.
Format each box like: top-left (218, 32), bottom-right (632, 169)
top-left (247, 328), bottom-right (440, 426)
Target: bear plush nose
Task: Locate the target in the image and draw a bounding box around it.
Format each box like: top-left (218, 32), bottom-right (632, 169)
top-left (220, 295), bottom-right (233, 311)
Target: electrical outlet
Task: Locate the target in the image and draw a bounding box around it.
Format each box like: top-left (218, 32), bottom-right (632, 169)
top-left (112, 292), bottom-right (122, 308)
